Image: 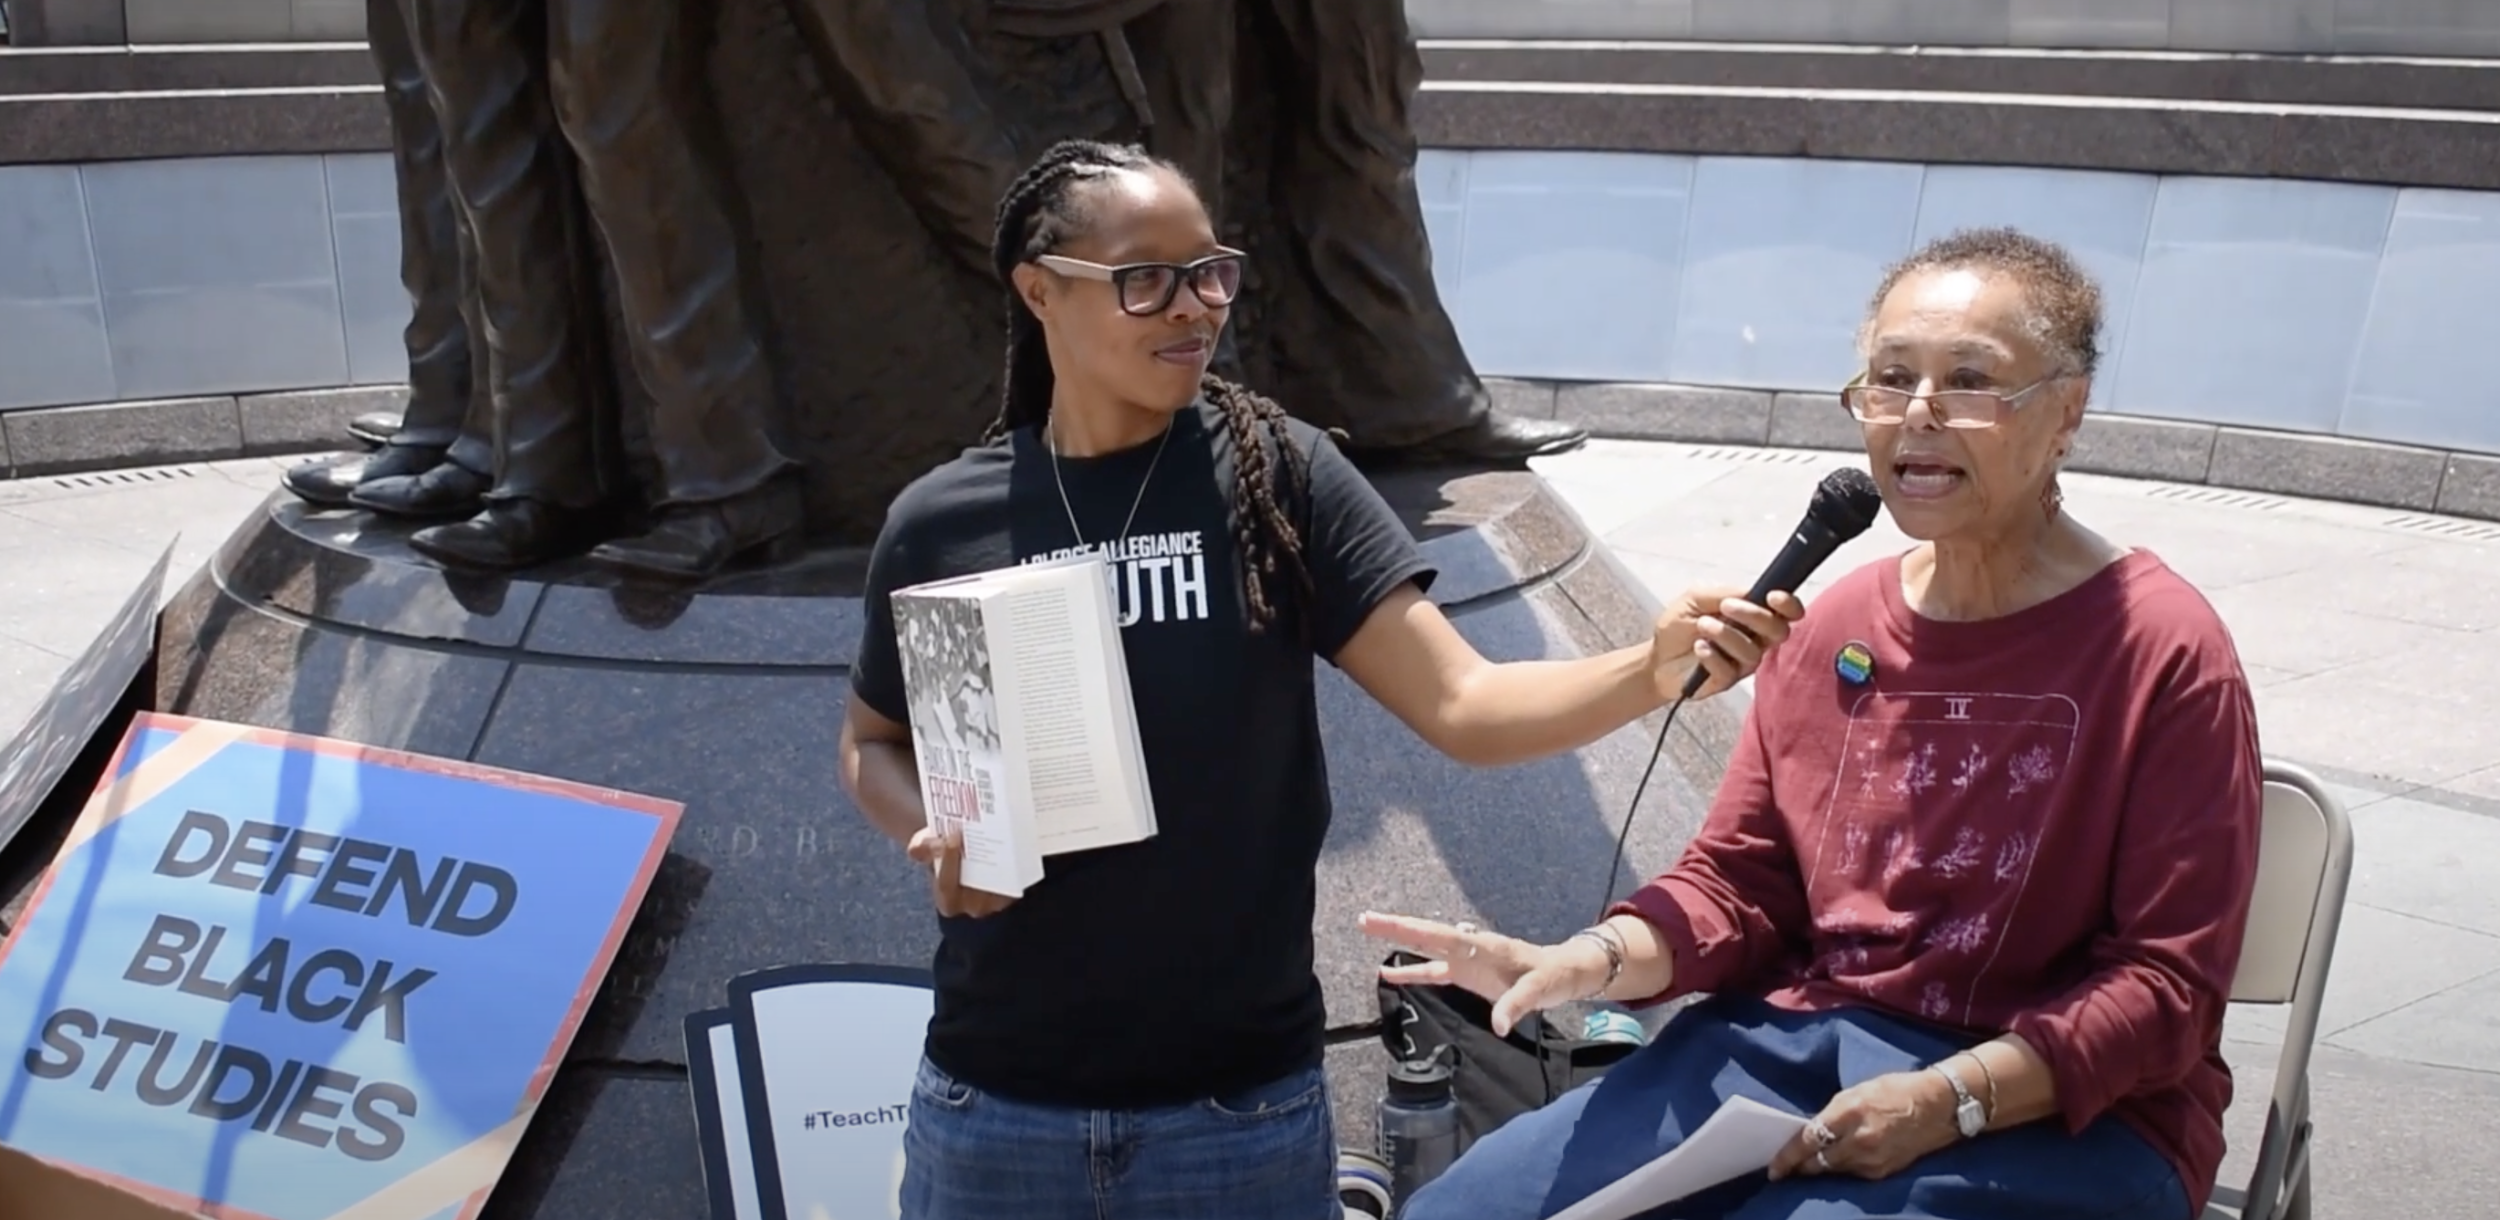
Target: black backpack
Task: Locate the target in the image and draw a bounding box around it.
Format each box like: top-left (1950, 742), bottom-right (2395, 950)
top-left (1372, 951), bottom-right (1641, 1146)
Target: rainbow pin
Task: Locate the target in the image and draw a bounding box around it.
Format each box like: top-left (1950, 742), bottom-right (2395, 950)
top-left (1835, 640), bottom-right (1876, 686)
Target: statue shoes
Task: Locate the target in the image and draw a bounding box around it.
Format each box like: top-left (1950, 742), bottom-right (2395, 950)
top-left (347, 410), bottom-right (401, 450)
top-left (589, 479), bottom-right (804, 581)
top-left (408, 499), bottom-right (606, 570)
top-left (350, 458), bottom-right (491, 520)
top-left (1388, 412), bottom-right (1590, 466)
top-left (279, 442), bottom-right (447, 508)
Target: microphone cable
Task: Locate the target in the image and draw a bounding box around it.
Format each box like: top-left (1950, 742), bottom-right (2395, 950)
top-left (1593, 689), bottom-right (1690, 923)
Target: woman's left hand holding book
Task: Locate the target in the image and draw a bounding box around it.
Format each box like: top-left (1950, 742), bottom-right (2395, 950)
top-left (909, 824), bottom-right (1018, 918)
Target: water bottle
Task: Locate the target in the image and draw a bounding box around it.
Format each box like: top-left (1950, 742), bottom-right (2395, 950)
top-left (1583, 1009), bottom-right (1649, 1048)
top-left (1335, 1148), bottom-right (1395, 1218)
top-left (1377, 1043), bottom-right (1460, 1207)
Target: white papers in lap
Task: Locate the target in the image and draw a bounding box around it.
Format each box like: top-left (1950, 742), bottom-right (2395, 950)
top-left (1545, 1095), bottom-right (1808, 1220)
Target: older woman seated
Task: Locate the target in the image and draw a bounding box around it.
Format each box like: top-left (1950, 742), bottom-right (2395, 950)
top-left (1362, 227), bottom-right (2262, 1220)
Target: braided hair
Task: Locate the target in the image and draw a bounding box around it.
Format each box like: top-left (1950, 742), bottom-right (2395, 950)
top-left (987, 139), bottom-right (1315, 635)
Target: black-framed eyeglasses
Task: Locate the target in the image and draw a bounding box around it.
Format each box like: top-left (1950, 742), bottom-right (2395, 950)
top-left (1034, 248), bottom-right (1246, 316)
top-left (1839, 372), bottom-right (2067, 430)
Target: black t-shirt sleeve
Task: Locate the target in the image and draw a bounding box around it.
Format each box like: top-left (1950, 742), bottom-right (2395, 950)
top-left (1299, 431), bottom-right (1437, 663)
top-left (850, 508), bottom-right (921, 725)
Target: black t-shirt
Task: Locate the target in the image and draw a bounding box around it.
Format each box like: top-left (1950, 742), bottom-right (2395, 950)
top-left (852, 398), bottom-right (1435, 1108)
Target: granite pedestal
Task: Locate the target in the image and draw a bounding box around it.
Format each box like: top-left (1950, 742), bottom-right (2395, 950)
top-left (123, 464), bottom-right (1752, 1215)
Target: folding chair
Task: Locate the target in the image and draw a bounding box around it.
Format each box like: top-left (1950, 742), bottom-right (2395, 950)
top-left (2204, 761), bottom-right (2353, 1220)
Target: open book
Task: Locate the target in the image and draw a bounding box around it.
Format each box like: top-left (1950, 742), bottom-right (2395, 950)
top-left (891, 551), bottom-right (1156, 897)
top-left (1545, 1096), bottom-right (1808, 1220)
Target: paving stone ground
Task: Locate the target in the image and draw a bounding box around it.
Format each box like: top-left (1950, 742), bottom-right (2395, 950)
top-left (3, 442), bottom-right (2495, 1215)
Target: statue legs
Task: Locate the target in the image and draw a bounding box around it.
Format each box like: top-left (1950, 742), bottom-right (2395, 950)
top-left (1242, 0), bottom-right (1585, 463)
top-left (281, 0), bottom-right (493, 518)
top-left (554, 0), bottom-right (805, 577)
top-left (403, 0), bottom-right (800, 577)
top-left (1121, 1), bottom-right (1232, 228)
top-left (780, 0), bottom-right (1026, 280)
top-left (401, 0), bottom-right (614, 568)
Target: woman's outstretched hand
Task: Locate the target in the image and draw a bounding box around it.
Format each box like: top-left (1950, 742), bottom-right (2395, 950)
top-left (1655, 588), bottom-right (1807, 701)
top-left (1359, 911), bottom-right (1609, 1037)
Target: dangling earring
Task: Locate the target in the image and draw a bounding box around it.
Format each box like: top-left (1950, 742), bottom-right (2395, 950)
top-left (2040, 443), bottom-right (2070, 521)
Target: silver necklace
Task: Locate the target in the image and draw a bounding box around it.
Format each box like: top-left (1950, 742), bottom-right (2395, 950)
top-left (1045, 415), bottom-right (1173, 547)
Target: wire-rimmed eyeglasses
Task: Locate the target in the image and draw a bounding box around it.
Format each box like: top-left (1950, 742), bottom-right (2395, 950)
top-left (1035, 249), bottom-right (1246, 316)
top-left (1839, 373), bottom-right (2068, 430)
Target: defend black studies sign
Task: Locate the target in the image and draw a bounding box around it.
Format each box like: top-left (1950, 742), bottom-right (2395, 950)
top-left (0, 714), bottom-right (680, 1220)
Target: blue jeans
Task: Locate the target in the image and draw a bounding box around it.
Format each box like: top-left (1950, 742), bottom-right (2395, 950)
top-left (898, 1055), bottom-right (1343, 1219)
top-left (1401, 995), bottom-right (2190, 1220)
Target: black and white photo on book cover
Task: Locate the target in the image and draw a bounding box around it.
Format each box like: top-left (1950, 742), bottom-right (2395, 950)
top-left (896, 591), bottom-right (1003, 815)
top-left (892, 551), bottom-right (1158, 896)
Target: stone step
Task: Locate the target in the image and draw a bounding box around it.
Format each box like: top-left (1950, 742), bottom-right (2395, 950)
top-left (1411, 78), bottom-right (2500, 194)
top-left (0, 43), bottom-right (372, 95)
top-left (1419, 38), bottom-right (2500, 112)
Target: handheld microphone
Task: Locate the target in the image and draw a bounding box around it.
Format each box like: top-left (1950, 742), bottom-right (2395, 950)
top-left (1594, 466), bottom-right (1887, 924)
top-left (1676, 467), bottom-right (1886, 700)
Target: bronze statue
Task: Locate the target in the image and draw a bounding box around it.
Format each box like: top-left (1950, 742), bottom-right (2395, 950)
top-left (783, 0), bottom-right (1585, 463)
top-left (1224, 0), bottom-right (1584, 462)
top-left (395, 0), bottom-right (803, 579)
top-left (279, 0), bottom-right (492, 522)
top-left (299, 0), bottom-right (1579, 574)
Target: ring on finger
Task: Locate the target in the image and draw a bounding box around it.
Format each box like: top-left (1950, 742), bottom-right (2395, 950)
top-left (1813, 1149), bottom-right (1831, 1172)
top-left (1806, 1120), bottom-right (1838, 1148)
top-left (1454, 921), bottom-right (1482, 958)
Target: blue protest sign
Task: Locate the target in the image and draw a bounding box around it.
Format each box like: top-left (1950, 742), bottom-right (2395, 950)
top-left (0, 713), bottom-right (681, 1220)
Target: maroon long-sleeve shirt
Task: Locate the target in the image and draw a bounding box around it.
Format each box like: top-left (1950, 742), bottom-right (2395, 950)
top-left (1615, 549), bottom-right (2262, 1216)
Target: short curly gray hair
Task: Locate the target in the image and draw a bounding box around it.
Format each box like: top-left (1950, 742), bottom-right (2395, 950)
top-left (1857, 226), bottom-right (2105, 378)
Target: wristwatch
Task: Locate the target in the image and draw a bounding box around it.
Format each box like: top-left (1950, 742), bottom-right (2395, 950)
top-left (1930, 1060), bottom-right (1987, 1139)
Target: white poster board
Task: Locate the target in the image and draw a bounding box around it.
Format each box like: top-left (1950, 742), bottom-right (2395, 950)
top-left (727, 965), bottom-right (934, 1220)
top-left (684, 1010), bottom-right (763, 1220)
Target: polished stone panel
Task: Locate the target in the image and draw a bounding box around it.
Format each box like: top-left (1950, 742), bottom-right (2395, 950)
top-left (217, 499), bottom-right (546, 646)
top-left (478, 1073), bottom-right (708, 1220)
top-left (473, 668), bottom-right (925, 1063)
top-left (521, 552), bottom-right (869, 667)
top-left (1669, 157), bottom-right (1925, 392)
top-left (1907, 164), bottom-right (2159, 406)
top-left (0, 164), bottom-right (114, 412)
top-left (2114, 176), bottom-right (2396, 433)
top-left (82, 155), bottom-right (352, 400)
top-left (2341, 188), bottom-right (2500, 454)
top-left (156, 571), bottom-right (511, 761)
top-left (324, 153), bottom-right (417, 388)
top-left (1414, 148), bottom-right (1471, 298)
top-left (1449, 151), bottom-right (1696, 384)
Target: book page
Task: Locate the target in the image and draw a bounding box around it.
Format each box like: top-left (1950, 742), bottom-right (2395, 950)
top-left (892, 589), bottom-right (1042, 896)
top-left (991, 561), bottom-right (1154, 856)
top-left (1544, 1096), bottom-right (1808, 1220)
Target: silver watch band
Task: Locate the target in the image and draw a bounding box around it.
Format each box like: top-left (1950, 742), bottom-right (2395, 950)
top-left (1929, 1060), bottom-right (1986, 1137)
